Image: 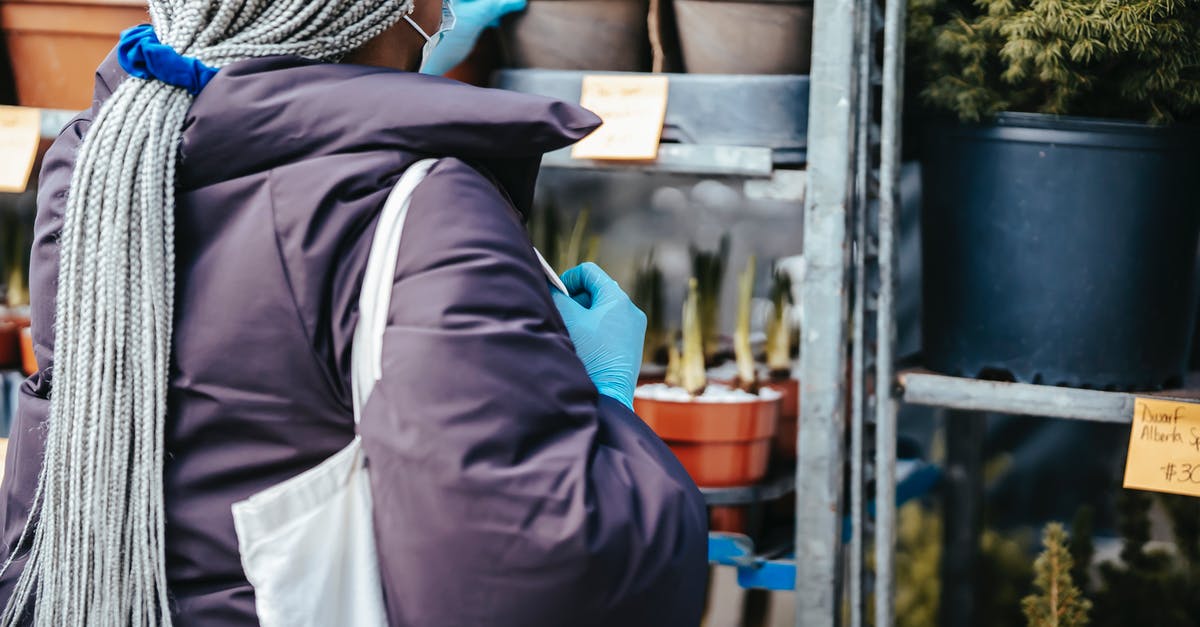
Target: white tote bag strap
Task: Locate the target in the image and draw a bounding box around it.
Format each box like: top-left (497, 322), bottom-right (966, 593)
top-left (352, 158), bottom-right (439, 422)
top-left (350, 159), bottom-right (570, 421)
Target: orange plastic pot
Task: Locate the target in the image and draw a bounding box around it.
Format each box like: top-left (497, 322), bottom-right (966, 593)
top-left (0, 0), bottom-right (148, 110)
top-left (634, 393), bottom-right (779, 487)
top-left (19, 326), bottom-right (35, 375)
top-left (764, 378), bottom-right (799, 460)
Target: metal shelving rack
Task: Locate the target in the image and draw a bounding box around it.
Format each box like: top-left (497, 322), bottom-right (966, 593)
top-left (796, 0), bottom-right (907, 622)
top-left (498, 0), bottom-right (913, 620)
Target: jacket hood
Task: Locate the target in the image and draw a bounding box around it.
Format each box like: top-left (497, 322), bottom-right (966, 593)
top-left (87, 53), bottom-right (600, 215)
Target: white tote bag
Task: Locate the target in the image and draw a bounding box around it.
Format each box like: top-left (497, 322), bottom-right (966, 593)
top-left (231, 159), bottom-right (569, 627)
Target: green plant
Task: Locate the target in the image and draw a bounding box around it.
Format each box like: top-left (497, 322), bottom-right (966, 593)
top-left (1093, 490), bottom-right (1191, 627)
top-left (978, 526), bottom-right (1035, 627)
top-left (690, 235), bottom-right (730, 364)
top-left (765, 266), bottom-right (794, 376)
top-left (1023, 523), bottom-right (1091, 627)
top-left (1160, 494), bottom-right (1200, 618)
top-left (632, 252), bottom-right (666, 365)
top-left (908, 0), bottom-right (1200, 123)
top-left (528, 201), bottom-right (599, 273)
top-left (896, 502), bottom-right (942, 627)
top-left (1069, 506), bottom-right (1095, 591)
top-left (733, 256), bottom-right (757, 391)
top-left (3, 213), bottom-right (29, 308)
top-left (680, 278), bottom-right (707, 396)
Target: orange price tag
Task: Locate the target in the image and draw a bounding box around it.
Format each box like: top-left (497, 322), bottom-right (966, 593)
top-left (0, 106), bottom-right (40, 193)
top-left (1123, 398), bottom-right (1200, 497)
top-left (572, 75), bottom-right (669, 161)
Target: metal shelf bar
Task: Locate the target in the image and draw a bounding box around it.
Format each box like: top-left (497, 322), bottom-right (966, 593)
top-left (899, 370), bottom-right (1200, 423)
top-left (700, 473), bottom-right (796, 507)
top-left (540, 143), bottom-right (775, 178)
top-left (874, 0), bottom-right (908, 619)
top-left (796, 0), bottom-right (864, 620)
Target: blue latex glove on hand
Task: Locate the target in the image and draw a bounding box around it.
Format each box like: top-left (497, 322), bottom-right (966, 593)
top-left (551, 263), bottom-right (647, 410)
top-left (423, 0), bottom-right (527, 75)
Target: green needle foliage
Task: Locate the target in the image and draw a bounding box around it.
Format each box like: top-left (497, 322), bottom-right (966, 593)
top-left (1023, 523), bottom-right (1091, 627)
top-left (908, 0), bottom-right (1200, 123)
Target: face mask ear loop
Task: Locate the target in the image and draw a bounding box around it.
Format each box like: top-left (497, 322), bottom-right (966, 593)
top-left (403, 14), bottom-right (433, 42)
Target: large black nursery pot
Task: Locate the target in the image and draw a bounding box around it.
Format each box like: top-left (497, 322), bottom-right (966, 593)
top-left (921, 112), bottom-right (1200, 390)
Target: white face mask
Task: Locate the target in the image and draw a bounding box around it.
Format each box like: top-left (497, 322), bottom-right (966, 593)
top-left (404, 0), bottom-right (456, 73)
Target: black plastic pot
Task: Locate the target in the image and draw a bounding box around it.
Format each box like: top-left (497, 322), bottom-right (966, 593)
top-left (921, 112), bottom-right (1200, 390)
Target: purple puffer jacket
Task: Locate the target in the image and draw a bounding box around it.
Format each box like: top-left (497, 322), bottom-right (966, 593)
top-left (0, 54), bottom-right (708, 626)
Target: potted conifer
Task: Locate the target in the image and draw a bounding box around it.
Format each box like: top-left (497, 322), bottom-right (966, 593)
top-left (910, 0), bottom-right (1200, 389)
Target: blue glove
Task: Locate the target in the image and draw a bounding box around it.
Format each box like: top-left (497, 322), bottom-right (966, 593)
top-left (551, 263), bottom-right (647, 410)
top-left (422, 0), bottom-right (528, 75)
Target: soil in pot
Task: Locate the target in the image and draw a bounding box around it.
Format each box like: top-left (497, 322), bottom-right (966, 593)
top-left (1, 0), bottom-right (149, 110)
top-left (634, 383), bottom-right (781, 487)
top-left (673, 0), bottom-right (812, 74)
top-left (921, 113), bottom-right (1200, 390)
top-left (498, 0), bottom-right (650, 71)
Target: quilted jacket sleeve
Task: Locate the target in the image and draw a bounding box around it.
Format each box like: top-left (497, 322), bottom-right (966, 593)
top-left (358, 158), bottom-right (708, 627)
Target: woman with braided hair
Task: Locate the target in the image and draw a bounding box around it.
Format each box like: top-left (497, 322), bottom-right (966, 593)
top-left (0, 1), bottom-right (707, 624)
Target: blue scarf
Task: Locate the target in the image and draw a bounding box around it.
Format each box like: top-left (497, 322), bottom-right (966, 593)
top-left (117, 25), bottom-right (218, 96)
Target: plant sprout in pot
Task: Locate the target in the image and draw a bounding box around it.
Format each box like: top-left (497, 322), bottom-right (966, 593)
top-left (529, 201), bottom-right (600, 274)
top-left (632, 251), bottom-right (668, 383)
top-left (634, 276), bottom-right (781, 491)
top-left (763, 265), bottom-right (799, 460)
top-left (909, 0), bottom-right (1200, 389)
top-left (690, 235), bottom-right (732, 377)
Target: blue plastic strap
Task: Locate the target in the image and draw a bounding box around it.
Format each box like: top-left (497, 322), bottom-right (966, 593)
top-left (117, 25), bottom-right (218, 96)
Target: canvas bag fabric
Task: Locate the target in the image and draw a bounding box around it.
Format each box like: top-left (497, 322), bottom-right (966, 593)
top-left (230, 159), bottom-right (568, 627)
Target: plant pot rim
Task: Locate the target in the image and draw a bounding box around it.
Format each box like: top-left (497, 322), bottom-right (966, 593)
top-left (634, 384), bottom-right (782, 405)
top-left (926, 111), bottom-right (1200, 150)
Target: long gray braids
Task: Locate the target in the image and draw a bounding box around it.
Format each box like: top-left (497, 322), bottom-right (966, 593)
top-left (1, 1), bottom-right (415, 624)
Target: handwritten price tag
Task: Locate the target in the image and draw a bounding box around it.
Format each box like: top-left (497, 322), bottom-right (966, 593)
top-left (0, 106), bottom-right (40, 193)
top-left (1123, 398), bottom-right (1200, 497)
top-left (572, 75), bottom-right (669, 161)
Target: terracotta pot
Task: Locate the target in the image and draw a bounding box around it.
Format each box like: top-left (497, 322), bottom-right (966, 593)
top-left (0, 0), bottom-right (148, 110)
top-left (19, 326), bottom-right (34, 375)
top-left (635, 392), bottom-right (779, 487)
top-left (673, 0), bottom-right (812, 74)
top-left (709, 505), bottom-right (746, 533)
top-left (0, 319), bottom-right (17, 368)
top-left (498, 0), bottom-right (650, 71)
top-left (765, 377), bottom-right (799, 460)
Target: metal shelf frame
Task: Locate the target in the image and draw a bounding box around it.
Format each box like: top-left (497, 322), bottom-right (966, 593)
top-left (901, 370), bottom-right (1200, 424)
top-left (796, 0), bottom-right (907, 621)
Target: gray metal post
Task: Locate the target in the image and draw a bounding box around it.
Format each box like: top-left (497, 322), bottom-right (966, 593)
top-left (847, 0), bottom-right (875, 618)
top-left (940, 410), bottom-right (985, 627)
top-left (795, 0), bottom-right (861, 621)
top-left (875, 0), bottom-right (907, 621)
